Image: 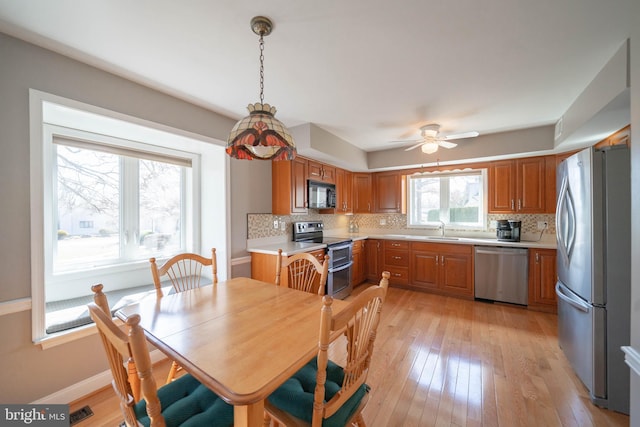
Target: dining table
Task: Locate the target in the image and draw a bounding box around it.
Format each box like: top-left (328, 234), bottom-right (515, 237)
top-left (115, 276), bottom-right (349, 427)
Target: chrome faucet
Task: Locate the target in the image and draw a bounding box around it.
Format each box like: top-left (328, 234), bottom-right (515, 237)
top-left (439, 221), bottom-right (445, 237)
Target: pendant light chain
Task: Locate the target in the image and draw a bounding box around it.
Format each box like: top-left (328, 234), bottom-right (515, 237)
top-left (259, 33), bottom-right (265, 106)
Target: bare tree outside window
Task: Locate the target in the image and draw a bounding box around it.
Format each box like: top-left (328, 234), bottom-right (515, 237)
top-left (54, 145), bottom-right (184, 272)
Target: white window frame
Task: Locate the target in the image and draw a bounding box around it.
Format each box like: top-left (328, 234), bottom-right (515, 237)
top-left (45, 125), bottom-right (195, 299)
top-left (29, 90), bottom-right (230, 347)
top-left (407, 169), bottom-right (488, 230)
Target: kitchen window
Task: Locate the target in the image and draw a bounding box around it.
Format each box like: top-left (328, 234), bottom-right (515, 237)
top-left (407, 169), bottom-right (487, 229)
top-left (30, 91), bottom-right (228, 346)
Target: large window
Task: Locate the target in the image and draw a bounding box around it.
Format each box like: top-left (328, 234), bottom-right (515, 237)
top-left (408, 170), bottom-right (487, 228)
top-left (30, 91), bottom-right (228, 346)
top-left (54, 136), bottom-right (189, 273)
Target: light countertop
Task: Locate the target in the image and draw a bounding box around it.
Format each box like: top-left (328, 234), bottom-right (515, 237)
top-left (247, 232), bottom-right (556, 256)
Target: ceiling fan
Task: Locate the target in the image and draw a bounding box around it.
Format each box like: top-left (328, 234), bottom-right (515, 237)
top-left (393, 124), bottom-right (479, 154)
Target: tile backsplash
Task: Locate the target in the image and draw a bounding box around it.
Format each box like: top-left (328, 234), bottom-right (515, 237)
top-left (247, 212), bottom-right (555, 240)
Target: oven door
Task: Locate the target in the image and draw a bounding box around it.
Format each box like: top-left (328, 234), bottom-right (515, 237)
top-left (327, 261), bottom-right (353, 300)
top-left (327, 243), bottom-right (352, 268)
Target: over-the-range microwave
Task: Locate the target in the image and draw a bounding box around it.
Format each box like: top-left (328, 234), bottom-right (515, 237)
top-left (308, 180), bottom-right (336, 209)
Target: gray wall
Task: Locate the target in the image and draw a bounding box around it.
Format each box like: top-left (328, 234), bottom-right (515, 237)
top-left (0, 32), bottom-right (254, 402)
top-left (229, 158), bottom-right (272, 259)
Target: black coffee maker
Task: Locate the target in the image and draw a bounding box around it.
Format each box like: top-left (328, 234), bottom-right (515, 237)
top-left (496, 220), bottom-right (521, 242)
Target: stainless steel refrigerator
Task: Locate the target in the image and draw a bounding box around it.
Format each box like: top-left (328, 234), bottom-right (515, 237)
top-left (555, 145), bottom-right (630, 414)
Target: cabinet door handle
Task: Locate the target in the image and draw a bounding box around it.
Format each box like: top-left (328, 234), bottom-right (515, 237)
top-left (518, 199), bottom-right (522, 210)
top-left (367, 202), bottom-right (371, 212)
top-left (393, 273), bottom-right (402, 277)
top-left (393, 256), bottom-right (402, 260)
top-left (535, 253), bottom-right (539, 263)
top-left (435, 255), bottom-right (439, 265)
top-left (511, 199), bottom-right (515, 210)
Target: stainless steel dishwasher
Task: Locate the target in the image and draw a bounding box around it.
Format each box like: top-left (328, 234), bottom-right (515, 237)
top-left (474, 246), bottom-right (529, 305)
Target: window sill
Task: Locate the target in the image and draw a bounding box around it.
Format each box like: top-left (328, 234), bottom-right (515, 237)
top-left (35, 317), bottom-right (125, 350)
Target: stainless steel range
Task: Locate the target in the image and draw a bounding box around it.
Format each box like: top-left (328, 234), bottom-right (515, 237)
top-left (293, 221), bottom-right (353, 299)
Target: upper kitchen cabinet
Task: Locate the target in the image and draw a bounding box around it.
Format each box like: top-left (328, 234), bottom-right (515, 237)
top-left (489, 156), bottom-right (550, 214)
top-left (272, 156), bottom-right (308, 215)
top-left (307, 160), bottom-right (335, 184)
top-left (353, 173), bottom-right (372, 213)
top-left (335, 168), bottom-right (353, 214)
top-left (373, 171), bottom-right (404, 213)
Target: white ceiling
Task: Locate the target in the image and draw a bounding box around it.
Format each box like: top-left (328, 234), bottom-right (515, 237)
top-left (0, 0), bottom-right (632, 153)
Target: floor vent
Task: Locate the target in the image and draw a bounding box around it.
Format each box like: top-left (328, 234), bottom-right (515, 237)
top-left (69, 405), bottom-right (93, 425)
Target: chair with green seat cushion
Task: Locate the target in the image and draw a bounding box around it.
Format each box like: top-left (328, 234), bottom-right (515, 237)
top-left (88, 284), bottom-right (233, 427)
top-left (265, 271), bottom-right (390, 427)
top-left (268, 358), bottom-right (369, 427)
top-left (134, 374), bottom-right (233, 427)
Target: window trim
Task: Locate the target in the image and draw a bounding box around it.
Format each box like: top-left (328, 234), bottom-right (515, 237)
top-left (29, 89), bottom-right (230, 347)
top-left (407, 168), bottom-right (488, 230)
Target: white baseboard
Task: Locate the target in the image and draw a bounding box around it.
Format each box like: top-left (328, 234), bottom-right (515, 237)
top-left (231, 256), bottom-right (251, 265)
top-left (32, 350), bottom-right (167, 404)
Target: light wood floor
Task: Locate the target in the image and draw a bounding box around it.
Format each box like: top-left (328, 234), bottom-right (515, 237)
top-left (71, 286), bottom-right (630, 427)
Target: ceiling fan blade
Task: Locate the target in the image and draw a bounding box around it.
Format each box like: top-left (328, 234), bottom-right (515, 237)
top-left (404, 142), bottom-right (425, 151)
top-left (438, 140), bottom-right (458, 149)
top-left (389, 139), bottom-right (420, 143)
top-left (444, 131), bottom-right (479, 140)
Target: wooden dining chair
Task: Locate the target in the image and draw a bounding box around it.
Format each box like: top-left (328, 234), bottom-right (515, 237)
top-left (88, 284), bottom-right (233, 427)
top-left (274, 249), bottom-right (329, 295)
top-left (150, 248), bottom-right (217, 298)
top-left (150, 248), bottom-right (217, 383)
top-left (264, 271), bottom-right (390, 427)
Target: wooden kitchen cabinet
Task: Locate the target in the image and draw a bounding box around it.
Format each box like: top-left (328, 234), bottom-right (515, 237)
top-left (307, 160), bottom-right (335, 183)
top-left (351, 239), bottom-right (366, 286)
top-left (409, 242), bottom-right (474, 298)
top-left (335, 168), bottom-right (353, 214)
top-left (272, 156), bottom-right (308, 215)
top-left (373, 171), bottom-right (404, 213)
top-left (383, 240), bottom-right (409, 286)
top-left (251, 248), bottom-right (327, 290)
top-left (528, 248), bottom-right (557, 313)
top-left (353, 173), bottom-right (372, 213)
top-left (364, 239), bottom-right (383, 282)
top-left (488, 156), bottom-right (548, 214)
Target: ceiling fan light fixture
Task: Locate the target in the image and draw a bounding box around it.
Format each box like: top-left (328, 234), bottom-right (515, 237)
top-left (421, 141), bottom-right (439, 154)
top-left (226, 16), bottom-right (296, 161)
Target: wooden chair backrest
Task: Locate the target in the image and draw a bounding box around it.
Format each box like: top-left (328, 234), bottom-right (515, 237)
top-left (312, 271), bottom-right (390, 425)
top-left (149, 248), bottom-right (217, 297)
top-left (274, 249), bottom-right (329, 295)
top-left (88, 284), bottom-right (164, 427)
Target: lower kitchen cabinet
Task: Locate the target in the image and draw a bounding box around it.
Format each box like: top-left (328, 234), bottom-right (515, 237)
top-left (251, 249), bottom-right (326, 289)
top-left (528, 248), bottom-right (557, 313)
top-left (351, 239), bottom-right (366, 286)
top-left (409, 242), bottom-right (474, 298)
top-left (365, 239), bottom-right (383, 282)
top-left (383, 240), bottom-right (410, 286)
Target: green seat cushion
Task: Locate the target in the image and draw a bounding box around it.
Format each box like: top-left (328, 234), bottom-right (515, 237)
top-left (134, 373), bottom-right (233, 427)
top-left (267, 358), bottom-right (369, 427)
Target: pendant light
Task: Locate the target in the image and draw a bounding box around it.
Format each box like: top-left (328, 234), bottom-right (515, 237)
top-left (226, 16), bottom-right (296, 161)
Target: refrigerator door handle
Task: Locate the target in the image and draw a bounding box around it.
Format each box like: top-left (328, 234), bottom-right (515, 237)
top-left (556, 177), bottom-right (576, 264)
top-left (555, 282), bottom-right (590, 313)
